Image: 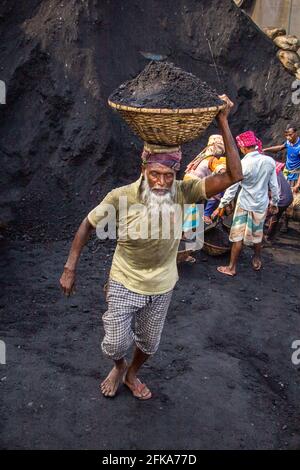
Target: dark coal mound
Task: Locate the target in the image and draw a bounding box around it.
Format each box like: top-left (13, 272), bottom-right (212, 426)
top-left (1, 0), bottom-right (299, 241)
top-left (109, 61), bottom-right (224, 109)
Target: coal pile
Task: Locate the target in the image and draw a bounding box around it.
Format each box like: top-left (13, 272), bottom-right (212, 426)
top-left (109, 61), bottom-right (224, 109)
top-left (0, 0), bottom-right (299, 240)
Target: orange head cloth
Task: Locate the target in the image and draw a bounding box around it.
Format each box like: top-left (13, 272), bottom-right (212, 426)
top-left (208, 156), bottom-right (227, 173)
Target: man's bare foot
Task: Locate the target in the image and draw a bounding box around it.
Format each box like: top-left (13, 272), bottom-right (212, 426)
top-left (251, 256), bottom-right (262, 271)
top-left (177, 250), bottom-right (193, 264)
top-left (217, 266), bottom-right (236, 276)
top-left (123, 369), bottom-right (152, 400)
top-left (100, 361), bottom-right (127, 398)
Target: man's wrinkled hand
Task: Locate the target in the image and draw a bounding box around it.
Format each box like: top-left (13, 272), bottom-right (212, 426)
top-left (60, 267), bottom-right (76, 296)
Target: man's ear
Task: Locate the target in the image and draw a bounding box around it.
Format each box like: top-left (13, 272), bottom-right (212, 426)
top-left (141, 165), bottom-right (146, 176)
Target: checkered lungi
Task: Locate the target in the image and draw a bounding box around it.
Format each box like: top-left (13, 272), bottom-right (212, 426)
top-left (229, 203), bottom-right (266, 246)
top-left (101, 279), bottom-right (173, 360)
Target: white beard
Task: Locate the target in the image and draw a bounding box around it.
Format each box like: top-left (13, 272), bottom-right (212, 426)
top-left (141, 177), bottom-right (176, 212)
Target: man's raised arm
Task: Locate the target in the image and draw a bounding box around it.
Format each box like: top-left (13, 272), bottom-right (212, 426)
top-left (204, 94), bottom-right (243, 199)
top-left (262, 144), bottom-right (285, 153)
top-left (60, 217), bottom-right (94, 296)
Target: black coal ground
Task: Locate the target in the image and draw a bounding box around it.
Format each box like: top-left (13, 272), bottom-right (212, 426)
top-left (1, 224), bottom-right (300, 450)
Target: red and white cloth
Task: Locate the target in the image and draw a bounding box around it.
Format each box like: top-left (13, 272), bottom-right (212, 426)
top-left (236, 130), bottom-right (263, 153)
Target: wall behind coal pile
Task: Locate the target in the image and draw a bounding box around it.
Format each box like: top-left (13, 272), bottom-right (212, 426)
top-left (0, 0), bottom-right (298, 241)
top-left (240, 0), bottom-right (300, 37)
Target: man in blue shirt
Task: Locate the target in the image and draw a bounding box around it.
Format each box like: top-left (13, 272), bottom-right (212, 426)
top-left (263, 124), bottom-right (300, 186)
top-left (263, 124), bottom-right (299, 231)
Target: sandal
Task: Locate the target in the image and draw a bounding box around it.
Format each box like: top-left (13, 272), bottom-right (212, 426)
top-left (123, 377), bottom-right (152, 400)
top-left (217, 266), bottom-right (236, 277)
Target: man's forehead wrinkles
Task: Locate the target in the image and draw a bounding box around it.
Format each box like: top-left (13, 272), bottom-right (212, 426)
top-left (146, 163), bottom-right (176, 174)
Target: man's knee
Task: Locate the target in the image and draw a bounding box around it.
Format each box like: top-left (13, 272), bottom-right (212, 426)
top-left (135, 334), bottom-right (161, 356)
top-left (101, 334), bottom-right (133, 360)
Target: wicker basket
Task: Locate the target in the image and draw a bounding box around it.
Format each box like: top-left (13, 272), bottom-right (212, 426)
top-left (202, 241), bottom-right (231, 256)
top-left (108, 100), bottom-right (226, 145)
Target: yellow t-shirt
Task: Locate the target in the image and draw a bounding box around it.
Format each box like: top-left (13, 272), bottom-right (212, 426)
top-left (88, 175), bottom-right (207, 295)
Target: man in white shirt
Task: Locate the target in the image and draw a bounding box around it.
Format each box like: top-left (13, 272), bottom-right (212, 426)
top-left (214, 131), bottom-right (279, 276)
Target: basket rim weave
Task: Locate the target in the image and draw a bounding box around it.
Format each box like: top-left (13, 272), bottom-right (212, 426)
top-left (108, 99), bottom-right (226, 115)
top-left (203, 241), bottom-right (231, 251)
